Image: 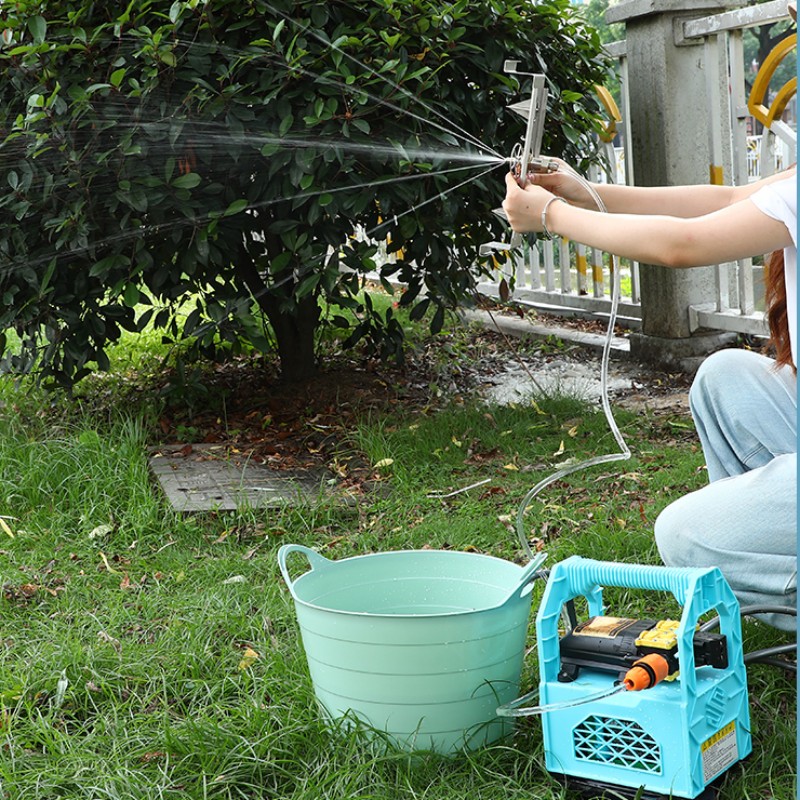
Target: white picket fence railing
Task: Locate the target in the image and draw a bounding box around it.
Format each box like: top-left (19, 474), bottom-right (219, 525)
top-left (610, 135), bottom-right (792, 185)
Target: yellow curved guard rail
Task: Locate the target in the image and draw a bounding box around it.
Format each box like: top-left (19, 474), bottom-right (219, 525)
top-left (594, 85), bottom-right (623, 143)
top-left (748, 33), bottom-right (797, 128)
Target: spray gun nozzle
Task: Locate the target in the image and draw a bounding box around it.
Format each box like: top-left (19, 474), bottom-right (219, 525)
top-left (506, 142), bottom-right (559, 185)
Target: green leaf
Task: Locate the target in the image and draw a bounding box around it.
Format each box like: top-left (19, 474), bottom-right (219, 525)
top-left (40, 258), bottom-right (57, 295)
top-left (430, 304), bottom-right (445, 335)
top-left (279, 114), bottom-right (294, 137)
top-left (27, 16), bottom-right (47, 44)
top-left (224, 199), bottom-right (249, 216)
top-left (310, 6), bottom-right (328, 27)
top-left (173, 173), bottom-right (201, 189)
top-left (296, 272), bottom-right (321, 298)
top-left (270, 251), bottom-right (292, 274)
top-left (136, 308), bottom-right (154, 331)
top-left (110, 68), bottom-right (126, 88)
top-left (183, 307), bottom-right (201, 336)
top-left (89, 253), bottom-right (130, 278)
top-left (123, 283), bottom-right (140, 307)
top-left (95, 349), bottom-right (110, 372)
top-left (409, 298), bottom-right (430, 321)
top-left (562, 123), bottom-right (581, 144)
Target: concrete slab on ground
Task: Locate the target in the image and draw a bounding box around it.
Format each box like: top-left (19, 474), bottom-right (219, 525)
top-left (459, 308), bottom-right (631, 356)
top-left (149, 444), bottom-right (331, 512)
top-left (459, 308), bottom-right (689, 413)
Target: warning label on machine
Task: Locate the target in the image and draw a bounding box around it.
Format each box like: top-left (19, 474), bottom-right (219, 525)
top-left (701, 721), bottom-right (738, 782)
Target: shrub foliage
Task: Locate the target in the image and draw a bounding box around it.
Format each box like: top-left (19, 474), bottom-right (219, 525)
top-left (0, 0), bottom-right (609, 384)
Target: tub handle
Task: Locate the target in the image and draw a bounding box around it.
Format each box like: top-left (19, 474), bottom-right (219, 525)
top-left (506, 551), bottom-right (548, 601)
top-left (278, 544), bottom-right (331, 593)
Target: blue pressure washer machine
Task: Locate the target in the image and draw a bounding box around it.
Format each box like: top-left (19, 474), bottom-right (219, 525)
top-left (535, 557), bottom-right (752, 799)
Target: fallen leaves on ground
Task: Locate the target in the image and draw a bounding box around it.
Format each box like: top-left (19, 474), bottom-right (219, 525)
top-left (144, 322), bottom-right (692, 496)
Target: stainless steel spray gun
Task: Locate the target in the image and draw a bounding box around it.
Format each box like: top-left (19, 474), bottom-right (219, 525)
top-left (480, 62), bottom-right (557, 258)
top-left (505, 62), bottom-right (556, 185)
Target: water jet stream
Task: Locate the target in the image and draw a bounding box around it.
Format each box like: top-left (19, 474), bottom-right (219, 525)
top-left (1, 13), bottom-right (515, 369)
top-left (0, 160), bottom-right (497, 280)
top-left (263, 3), bottom-right (504, 160)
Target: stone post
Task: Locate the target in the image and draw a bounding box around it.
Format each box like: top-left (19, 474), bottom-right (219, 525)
top-left (606, 0), bottom-right (745, 370)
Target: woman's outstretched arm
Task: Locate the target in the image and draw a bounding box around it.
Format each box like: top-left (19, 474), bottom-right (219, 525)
top-left (502, 172), bottom-right (794, 268)
top-left (528, 160), bottom-right (795, 217)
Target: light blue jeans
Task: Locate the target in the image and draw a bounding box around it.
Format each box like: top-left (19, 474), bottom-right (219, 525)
top-left (654, 348), bottom-right (797, 631)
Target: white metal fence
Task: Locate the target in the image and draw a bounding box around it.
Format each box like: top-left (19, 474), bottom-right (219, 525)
top-left (685, 0), bottom-right (795, 336)
top-left (613, 135), bottom-right (792, 185)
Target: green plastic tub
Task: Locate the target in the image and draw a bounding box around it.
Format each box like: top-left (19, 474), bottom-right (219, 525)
top-left (278, 544), bottom-right (543, 753)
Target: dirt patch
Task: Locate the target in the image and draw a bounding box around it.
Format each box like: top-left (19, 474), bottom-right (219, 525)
top-left (152, 319), bottom-right (694, 500)
top-left (155, 366), bottom-right (391, 495)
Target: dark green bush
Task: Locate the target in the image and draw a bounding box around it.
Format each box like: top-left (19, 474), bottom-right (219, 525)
top-left (0, 0), bottom-right (610, 385)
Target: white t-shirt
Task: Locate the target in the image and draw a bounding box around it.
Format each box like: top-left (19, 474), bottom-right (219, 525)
top-left (750, 174), bottom-right (797, 367)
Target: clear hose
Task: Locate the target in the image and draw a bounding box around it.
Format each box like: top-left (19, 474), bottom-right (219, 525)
top-left (497, 682), bottom-right (627, 717)
top-left (515, 166), bottom-right (631, 562)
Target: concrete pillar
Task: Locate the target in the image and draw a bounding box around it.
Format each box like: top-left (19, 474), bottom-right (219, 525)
top-left (606, 0), bottom-right (744, 370)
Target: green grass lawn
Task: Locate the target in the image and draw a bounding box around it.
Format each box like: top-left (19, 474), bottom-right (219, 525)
top-left (0, 318), bottom-right (794, 799)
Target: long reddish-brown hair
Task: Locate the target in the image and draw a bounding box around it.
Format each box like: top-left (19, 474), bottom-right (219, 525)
top-left (764, 248), bottom-right (795, 372)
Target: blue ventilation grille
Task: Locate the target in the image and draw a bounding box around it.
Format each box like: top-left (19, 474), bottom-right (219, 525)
top-left (706, 687), bottom-right (727, 728)
top-left (573, 715), bottom-right (661, 773)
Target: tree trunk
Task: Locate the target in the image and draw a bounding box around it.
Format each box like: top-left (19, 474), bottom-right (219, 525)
top-left (235, 241), bottom-right (319, 382)
top-left (262, 290), bottom-right (320, 382)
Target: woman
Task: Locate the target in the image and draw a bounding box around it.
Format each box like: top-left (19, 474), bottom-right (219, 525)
top-left (503, 164), bottom-right (796, 629)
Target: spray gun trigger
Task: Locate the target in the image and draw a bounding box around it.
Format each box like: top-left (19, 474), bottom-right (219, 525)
top-left (529, 156), bottom-right (559, 174)
top-left (512, 155), bottom-right (560, 185)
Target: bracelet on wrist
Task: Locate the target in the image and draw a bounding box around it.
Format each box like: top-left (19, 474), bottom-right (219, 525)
top-left (541, 196), bottom-right (567, 240)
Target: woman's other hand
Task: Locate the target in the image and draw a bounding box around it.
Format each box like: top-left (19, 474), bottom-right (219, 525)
top-left (502, 172), bottom-right (554, 233)
top-left (523, 157), bottom-right (596, 208)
